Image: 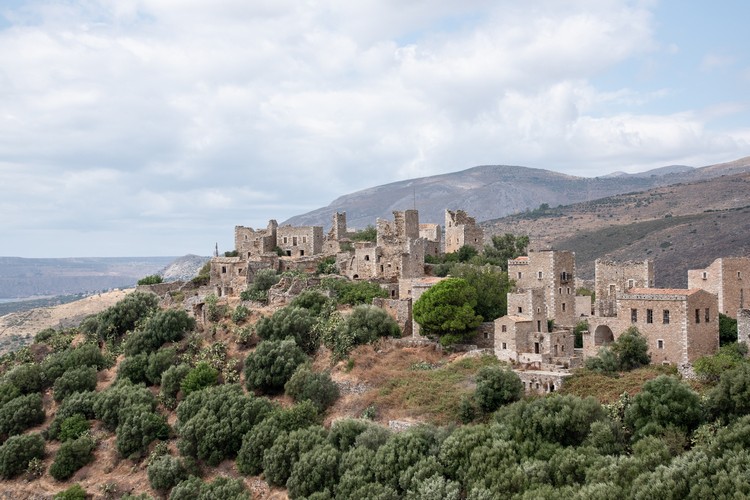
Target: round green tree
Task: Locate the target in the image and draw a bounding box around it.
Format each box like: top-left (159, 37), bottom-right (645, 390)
top-left (412, 278), bottom-right (482, 344)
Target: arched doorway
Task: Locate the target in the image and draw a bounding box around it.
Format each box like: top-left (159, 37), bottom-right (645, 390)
top-left (594, 325), bottom-right (614, 346)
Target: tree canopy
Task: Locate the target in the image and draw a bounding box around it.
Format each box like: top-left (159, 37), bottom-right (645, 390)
top-left (413, 278), bottom-right (482, 344)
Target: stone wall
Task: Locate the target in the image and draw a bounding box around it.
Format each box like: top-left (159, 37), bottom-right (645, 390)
top-left (277, 225), bottom-right (324, 258)
top-left (372, 297), bottom-right (413, 337)
top-left (510, 250), bottom-right (576, 328)
top-left (595, 259), bottom-right (654, 317)
top-left (445, 209), bottom-right (484, 254)
top-left (515, 370), bottom-right (570, 394)
top-left (688, 257), bottom-right (750, 318)
top-left (738, 309), bottom-right (750, 349)
top-left (235, 220), bottom-right (278, 259)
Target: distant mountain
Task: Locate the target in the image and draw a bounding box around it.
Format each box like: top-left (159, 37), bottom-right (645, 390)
top-left (284, 156), bottom-right (750, 230)
top-left (483, 171), bottom-right (750, 288)
top-left (158, 254), bottom-right (210, 282)
top-left (0, 256), bottom-right (175, 300)
top-left (602, 165), bottom-right (694, 178)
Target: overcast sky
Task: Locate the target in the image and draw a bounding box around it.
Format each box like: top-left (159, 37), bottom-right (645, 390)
top-left (1, 1), bottom-right (748, 258)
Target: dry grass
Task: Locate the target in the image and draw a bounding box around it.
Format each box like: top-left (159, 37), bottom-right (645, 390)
top-left (328, 342), bottom-right (500, 425)
top-left (560, 365), bottom-right (679, 403)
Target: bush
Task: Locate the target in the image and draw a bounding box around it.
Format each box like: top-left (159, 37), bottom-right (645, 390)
top-left (324, 279), bottom-right (389, 306)
top-left (47, 391), bottom-right (97, 440)
top-left (93, 380), bottom-right (157, 431)
top-left (316, 256), bottom-right (338, 275)
top-left (285, 366), bottom-right (340, 412)
top-left (244, 339), bottom-right (307, 394)
top-left (160, 364), bottom-right (191, 403)
top-left (0, 393), bottom-right (45, 440)
top-left (146, 347), bottom-right (178, 386)
top-left (694, 343), bottom-right (747, 383)
top-left (327, 419), bottom-right (372, 452)
top-left (53, 366), bottom-right (98, 402)
top-left (232, 305), bottom-right (249, 324)
top-left (449, 263), bottom-right (511, 321)
top-left (4, 362), bottom-right (44, 394)
top-left (256, 306), bottom-right (318, 354)
top-left (706, 363), bottom-right (750, 424)
top-left (290, 290), bottom-right (333, 317)
top-left (176, 384), bottom-right (274, 466)
top-left (612, 327), bottom-right (650, 370)
top-left (59, 415), bottom-right (90, 442)
top-left (180, 362), bottom-right (219, 396)
top-left (124, 309), bottom-right (195, 356)
top-left (49, 434), bottom-right (95, 481)
top-left (115, 404), bottom-right (169, 458)
top-left (0, 383), bottom-right (20, 406)
top-left (322, 305), bottom-right (400, 361)
top-left (287, 443), bottom-right (341, 498)
top-left (262, 426), bottom-right (327, 486)
top-left (253, 268), bottom-right (281, 292)
top-left (719, 313), bottom-right (738, 345)
top-left (474, 366), bottom-right (523, 413)
top-left (138, 275), bottom-right (163, 286)
top-left (95, 291), bottom-right (159, 342)
top-left (148, 454), bottom-right (188, 492)
top-left (625, 375), bottom-right (703, 439)
top-left (42, 343), bottom-right (108, 385)
top-left (236, 401), bottom-right (319, 476)
top-left (54, 484), bottom-right (88, 500)
top-left (0, 433), bottom-right (45, 479)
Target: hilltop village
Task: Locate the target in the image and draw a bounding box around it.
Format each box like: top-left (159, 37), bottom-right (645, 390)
top-left (192, 209), bottom-right (750, 391)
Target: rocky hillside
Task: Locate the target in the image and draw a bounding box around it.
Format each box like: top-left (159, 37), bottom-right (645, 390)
top-left (158, 254), bottom-right (209, 282)
top-left (483, 172), bottom-right (750, 287)
top-left (284, 156), bottom-right (750, 230)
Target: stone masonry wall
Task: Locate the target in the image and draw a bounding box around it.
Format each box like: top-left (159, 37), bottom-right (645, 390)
top-left (444, 209), bottom-right (484, 254)
top-left (595, 259), bottom-right (654, 317)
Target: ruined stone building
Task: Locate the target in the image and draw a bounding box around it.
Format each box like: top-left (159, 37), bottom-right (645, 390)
top-left (739, 309), bottom-right (750, 348)
top-left (445, 210), bottom-right (484, 254)
top-left (235, 220), bottom-right (278, 259)
top-left (594, 259), bottom-right (654, 317)
top-left (419, 223), bottom-right (442, 258)
top-left (688, 257), bottom-right (750, 318)
top-left (508, 249), bottom-right (577, 328)
top-left (277, 225), bottom-right (324, 258)
top-left (340, 210), bottom-right (429, 282)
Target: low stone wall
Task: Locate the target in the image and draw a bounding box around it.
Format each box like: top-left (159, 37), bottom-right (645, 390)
top-left (514, 369), bottom-right (571, 394)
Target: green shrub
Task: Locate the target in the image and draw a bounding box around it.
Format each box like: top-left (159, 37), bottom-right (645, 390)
top-left (232, 305), bottom-right (250, 324)
top-left (176, 384), bottom-right (274, 466)
top-left (124, 309), bottom-right (195, 356)
top-left (316, 256), bottom-right (338, 275)
top-left (694, 343), bottom-right (747, 383)
top-left (180, 362), bottom-right (219, 396)
top-left (287, 443), bottom-right (341, 498)
top-left (160, 364), bottom-right (191, 402)
top-left (47, 390), bottom-right (97, 440)
top-left (53, 366), bottom-right (98, 402)
top-left (323, 279), bottom-right (388, 306)
top-left (262, 426), bottom-right (327, 486)
top-left (0, 383), bottom-right (20, 406)
top-left (0, 433), bottom-right (45, 479)
top-left (285, 366), bottom-right (340, 412)
top-left (236, 401), bottom-right (319, 475)
top-left (41, 343), bottom-right (108, 385)
top-left (252, 268), bottom-right (281, 292)
top-left (327, 419), bottom-right (371, 452)
top-left (95, 291), bottom-right (159, 342)
top-left (146, 347), bottom-right (178, 385)
top-left (115, 404), bottom-right (169, 458)
top-left (54, 484), bottom-right (88, 500)
top-left (0, 393), bottom-right (45, 440)
top-left (244, 339), bottom-right (308, 394)
top-left (413, 278), bottom-right (482, 343)
top-left (290, 290), bottom-right (333, 317)
top-left (49, 434), bottom-right (95, 481)
top-left (138, 275), bottom-right (163, 286)
top-left (93, 380), bottom-right (157, 431)
top-left (148, 454), bottom-right (188, 492)
top-left (706, 363), bottom-right (750, 424)
top-left (256, 306), bottom-right (318, 354)
top-left (625, 375), bottom-right (703, 440)
top-left (4, 362), bottom-right (44, 394)
top-left (58, 415), bottom-right (90, 442)
top-left (322, 305), bottom-right (400, 361)
top-left (34, 327), bottom-right (57, 343)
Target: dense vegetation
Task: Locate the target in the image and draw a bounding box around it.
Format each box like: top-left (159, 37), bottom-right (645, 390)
top-left (1, 276), bottom-right (749, 499)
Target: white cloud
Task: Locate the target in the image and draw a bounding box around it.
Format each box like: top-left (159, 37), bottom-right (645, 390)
top-left (0, 0), bottom-right (747, 256)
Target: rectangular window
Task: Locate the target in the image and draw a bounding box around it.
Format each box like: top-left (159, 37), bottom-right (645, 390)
top-left (609, 284), bottom-right (616, 296)
top-left (558, 287), bottom-right (562, 295)
top-left (663, 310), bottom-right (670, 324)
top-left (484, 332), bottom-right (489, 340)
top-left (567, 287), bottom-right (571, 294)
top-left (705, 308), bottom-right (710, 322)
top-left (538, 271), bottom-right (543, 279)
top-left (501, 325), bottom-right (507, 333)
top-left (517, 272), bottom-right (522, 279)
top-left (695, 309), bottom-right (700, 323)
top-left (302, 236), bottom-right (307, 243)
top-left (628, 279), bottom-right (634, 289)
top-left (221, 266), bottom-right (226, 274)
top-left (631, 308), bottom-right (638, 323)
top-left (517, 307), bottom-right (523, 314)
top-left (562, 302), bottom-right (566, 312)
top-left (647, 309), bottom-right (653, 324)
top-left (702, 272), bottom-right (707, 279)
top-left (537, 320), bottom-right (541, 332)
top-left (657, 339), bottom-right (664, 349)
top-left (501, 342), bottom-right (507, 349)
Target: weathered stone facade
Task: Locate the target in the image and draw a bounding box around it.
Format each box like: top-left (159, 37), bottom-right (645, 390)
top-left (235, 220), bottom-right (278, 259)
top-left (688, 257), bottom-right (750, 318)
top-left (445, 210), bottom-right (484, 254)
top-left (585, 288), bottom-right (719, 365)
top-left (419, 223), bottom-right (442, 259)
top-left (372, 297), bottom-right (413, 337)
top-left (595, 259), bottom-right (654, 317)
top-left (515, 370), bottom-right (570, 394)
top-left (277, 225), bottom-right (324, 258)
top-left (508, 250), bottom-right (577, 328)
top-left (209, 257), bottom-right (245, 297)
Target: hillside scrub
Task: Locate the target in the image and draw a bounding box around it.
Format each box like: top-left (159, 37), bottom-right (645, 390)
top-left (244, 339), bottom-right (307, 394)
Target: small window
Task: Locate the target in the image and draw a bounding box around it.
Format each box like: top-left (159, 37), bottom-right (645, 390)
top-left (657, 339), bottom-right (664, 349)
top-left (631, 308), bottom-right (638, 323)
top-left (517, 272), bottom-right (522, 279)
top-left (647, 309), bottom-right (653, 324)
top-left (518, 306), bottom-right (523, 314)
top-left (663, 309), bottom-right (670, 324)
top-left (609, 284), bottom-right (616, 296)
top-left (537, 307), bottom-right (541, 313)
top-left (501, 325), bottom-right (507, 333)
top-left (705, 308), bottom-right (710, 322)
top-left (628, 279), bottom-right (634, 289)
top-left (501, 342), bottom-right (507, 349)
top-left (738, 271), bottom-right (742, 279)
top-left (537, 320), bottom-right (541, 332)
top-left (702, 271), bottom-right (707, 280)
top-left (484, 332), bottom-right (490, 340)
top-left (303, 236), bottom-right (307, 243)
top-left (695, 309), bottom-right (700, 323)
top-left (364, 255), bottom-right (370, 261)
top-left (567, 287), bottom-right (571, 294)
top-left (538, 271), bottom-right (543, 279)
top-left (300, 250), bottom-right (304, 256)
top-left (283, 236), bottom-right (288, 244)
top-left (221, 266), bottom-right (226, 274)
top-left (562, 303), bottom-right (566, 312)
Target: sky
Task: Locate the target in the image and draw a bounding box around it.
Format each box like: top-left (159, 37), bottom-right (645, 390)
top-left (1, 0), bottom-right (749, 258)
